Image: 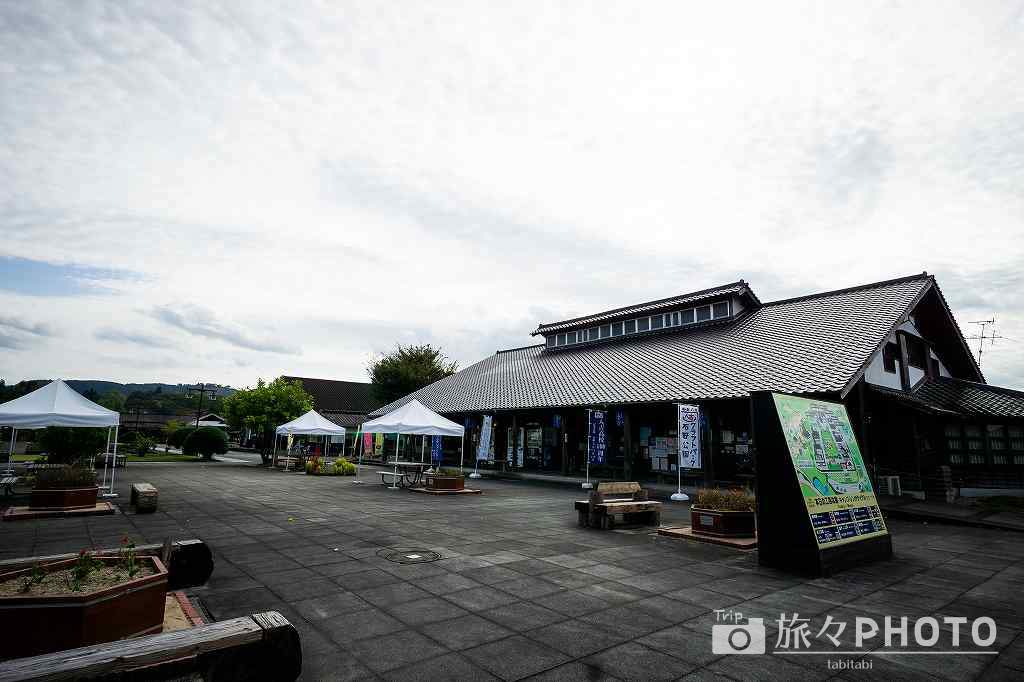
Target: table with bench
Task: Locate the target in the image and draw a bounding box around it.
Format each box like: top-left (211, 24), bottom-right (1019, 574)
top-left (575, 481), bottom-right (662, 530)
top-left (381, 461), bottom-right (431, 489)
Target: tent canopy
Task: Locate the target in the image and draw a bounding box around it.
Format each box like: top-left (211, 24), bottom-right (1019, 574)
top-left (0, 380), bottom-right (120, 428)
top-left (276, 409), bottom-right (346, 436)
top-left (361, 399), bottom-right (464, 437)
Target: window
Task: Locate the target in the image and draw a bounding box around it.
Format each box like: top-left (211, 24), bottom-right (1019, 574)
top-left (993, 454), bottom-right (1009, 465)
top-left (1015, 454), bottom-right (1024, 466)
top-left (556, 333), bottom-right (566, 346)
top-left (713, 301), bottom-right (730, 319)
top-left (624, 319), bottom-right (636, 334)
top-left (651, 315), bottom-right (664, 330)
top-left (588, 327), bottom-right (600, 341)
top-left (566, 331), bottom-right (577, 344)
top-left (680, 309), bottom-right (695, 324)
top-left (671, 311), bottom-right (680, 326)
top-left (988, 424), bottom-right (1007, 451)
top-left (950, 453), bottom-right (965, 465)
top-left (611, 322), bottom-right (623, 336)
top-left (599, 324), bottom-right (611, 339)
top-left (546, 336), bottom-right (555, 348)
top-left (906, 336), bottom-right (927, 369)
top-left (696, 305), bottom-right (712, 322)
top-left (637, 317), bottom-right (650, 332)
top-left (1009, 426), bottom-right (1024, 451)
top-left (969, 453), bottom-right (986, 465)
top-left (882, 343), bottom-right (898, 373)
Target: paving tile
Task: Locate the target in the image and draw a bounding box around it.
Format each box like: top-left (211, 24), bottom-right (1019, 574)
top-left (293, 591), bottom-right (370, 621)
top-left (318, 607), bottom-right (406, 642)
top-left (442, 585), bottom-right (522, 611)
top-left (381, 652), bottom-right (500, 681)
top-left (352, 581), bottom-right (433, 607)
top-left (336, 568), bottom-right (402, 590)
top-left (493, 576), bottom-right (566, 600)
top-left (416, 572), bottom-right (483, 595)
top-left (385, 596), bottom-right (471, 626)
top-left (524, 618), bottom-right (632, 658)
top-left (423, 613), bottom-right (516, 650)
top-left (477, 601), bottom-right (569, 632)
top-left (585, 641), bottom-right (697, 681)
top-left (463, 635), bottom-right (571, 680)
top-left (345, 629), bottom-right (450, 673)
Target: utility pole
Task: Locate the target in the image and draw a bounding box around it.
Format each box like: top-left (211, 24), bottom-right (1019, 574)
top-left (188, 383), bottom-right (218, 428)
top-left (968, 319), bottom-right (1004, 369)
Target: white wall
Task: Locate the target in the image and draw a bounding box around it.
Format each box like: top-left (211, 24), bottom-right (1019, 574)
top-left (863, 323), bottom-right (952, 392)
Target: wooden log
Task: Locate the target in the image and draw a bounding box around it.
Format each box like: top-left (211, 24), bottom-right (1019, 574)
top-left (0, 539), bottom-right (213, 590)
top-left (0, 610), bottom-right (301, 682)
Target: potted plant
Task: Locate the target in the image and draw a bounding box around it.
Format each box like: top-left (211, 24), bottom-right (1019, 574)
top-left (0, 539), bottom-right (168, 659)
top-left (426, 467), bottom-right (465, 491)
top-left (690, 488), bottom-right (756, 538)
top-left (29, 466), bottom-right (99, 511)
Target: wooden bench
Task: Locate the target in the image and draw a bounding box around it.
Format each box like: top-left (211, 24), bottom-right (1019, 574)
top-left (0, 610), bottom-right (301, 681)
top-left (575, 481), bottom-right (662, 530)
top-left (131, 482), bottom-right (158, 512)
top-left (1, 476), bottom-right (17, 497)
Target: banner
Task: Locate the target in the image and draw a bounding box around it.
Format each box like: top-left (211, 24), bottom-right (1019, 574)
top-left (373, 433), bottom-right (383, 457)
top-left (516, 428), bottom-right (524, 467)
top-left (431, 435), bottom-right (442, 463)
top-left (772, 393), bottom-right (888, 549)
top-left (677, 404), bottom-right (701, 468)
top-left (477, 415), bottom-right (493, 461)
top-left (588, 410), bottom-right (607, 464)
top-left (506, 427), bottom-right (514, 463)
top-left (363, 432), bottom-right (372, 454)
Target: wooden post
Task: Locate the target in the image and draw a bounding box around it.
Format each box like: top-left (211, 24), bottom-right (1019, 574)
top-left (897, 331), bottom-right (911, 391)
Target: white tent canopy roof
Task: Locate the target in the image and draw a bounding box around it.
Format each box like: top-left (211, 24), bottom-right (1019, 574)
top-left (361, 399), bottom-right (464, 437)
top-left (0, 380), bottom-right (120, 428)
top-left (276, 409), bottom-right (346, 436)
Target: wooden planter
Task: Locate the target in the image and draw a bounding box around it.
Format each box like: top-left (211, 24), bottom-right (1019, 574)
top-left (427, 475), bottom-right (465, 491)
top-left (691, 507), bottom-right (756, 538)
top-left (29, 486), bottom-right (99, 511)
top-left (0, 555), bottom-right (168, 660)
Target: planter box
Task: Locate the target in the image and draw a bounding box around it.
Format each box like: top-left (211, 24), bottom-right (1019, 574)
top-left (691, 507), bottom-right (756, 538)
top-left (29, 486), bottom-right (99, 511)
top-left (0, 555), bottom-right (168, 660)
top-left (427, 475), bottom-right (465, 491)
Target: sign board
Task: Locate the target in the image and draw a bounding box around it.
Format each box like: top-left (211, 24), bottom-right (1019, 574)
top-left (772, 394), bottom-right (888, 548)
top-left (477, 415), bottom-right (493, 462)
top-left (430, 435), bottom-right (442, 463)
top-left (516, 428), bottom-right (524, 467)
top-left (677, 404), bottom-right (701, 468)
top-left (588, 410), bottom-right (607, 464)
top-left (752, 391), bottom-right (892, 577)
top-left (506, 428), bottom-right (514, 463)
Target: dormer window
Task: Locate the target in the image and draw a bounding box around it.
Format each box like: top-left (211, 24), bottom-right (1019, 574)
top-left (599, 324), bottom-right (611, 339)
top-left (611, 322), bottom-right (623, 336)
top-left (624, 319), bottom-right (636, 333)
top-left (681, 309), bottom-right (695, 324)
top-left (651, 315), bottom-right (664, 330)
top-left (637, 318), bottom-right (650, 332)
top-left (713, 301), bottom-right (730, 318)
top-left (696, 305), bottom-right (712, 322)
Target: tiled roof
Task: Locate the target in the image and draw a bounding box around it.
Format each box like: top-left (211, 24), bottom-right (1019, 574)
top-left (371, 274), bottom-right (935, 416)
top-left (281, 376), bottom-right (383, 414)
top-left (911, 377), bottom-right (1024, 419)
top-left (533, 281), bottom-right (756, 335)
top-left (321, 411), bottom-right (368, 429)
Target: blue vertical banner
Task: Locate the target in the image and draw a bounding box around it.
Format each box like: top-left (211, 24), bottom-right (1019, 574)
top-left (615, 410), bottom-right (625, 427)
top-left (430, 435), bottom-right (442, 463)
top-left (588, 410), bottom-right (607, 464)
top-left (477, 415), bottom-right (493, 462)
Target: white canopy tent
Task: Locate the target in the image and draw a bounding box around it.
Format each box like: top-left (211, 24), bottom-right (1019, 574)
top-left (0, 380), bottom-right (121, 495)
top-left (358, 399), bottom-right (465, 488)
top-left (273, 410), bottom-right (346, 470)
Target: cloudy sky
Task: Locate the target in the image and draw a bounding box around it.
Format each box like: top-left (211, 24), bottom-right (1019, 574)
top-left (1, 1), bottom-right (1023, 390)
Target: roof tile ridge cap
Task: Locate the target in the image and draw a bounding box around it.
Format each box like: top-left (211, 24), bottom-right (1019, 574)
top-left (762, 273), bottom-right (931, 308)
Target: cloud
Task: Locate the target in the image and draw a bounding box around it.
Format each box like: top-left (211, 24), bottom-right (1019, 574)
top-left (0, 331), bottom-right (28, 350)
top-left (0, 256), bottom-right (139, 297)
top-left (94, 327), bottom-right (176, 349)
top-left (151, 304), bottom-right (300, 355)
top-left (0, 315), bottom-right (55, 337)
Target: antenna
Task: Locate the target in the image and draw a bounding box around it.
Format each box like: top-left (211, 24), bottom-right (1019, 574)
top-left (967, 318), bottom-right (1004, 369)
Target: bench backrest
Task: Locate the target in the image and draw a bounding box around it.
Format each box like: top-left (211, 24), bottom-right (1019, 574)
top-left (596, 481), bottom-right (641, 495)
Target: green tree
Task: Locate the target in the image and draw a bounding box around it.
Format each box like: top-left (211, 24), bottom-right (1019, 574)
top-left (99, 390), bottom-right (126, 412)
top-left (183, 427), bottom-right (228, 459)
top-left (38, 427), bottom-right (108, 465)
top-left (221, 377), bottom-right (313, 461)
top-left (163, 419), bottom-right (183, 448)
top-left (367, 344), bottom-right (458, 404)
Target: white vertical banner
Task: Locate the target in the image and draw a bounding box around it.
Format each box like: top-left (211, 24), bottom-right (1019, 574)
top-left (477, 415), bottom-right (493, 461)
top-left (678, 404), bottom-right (701, 469)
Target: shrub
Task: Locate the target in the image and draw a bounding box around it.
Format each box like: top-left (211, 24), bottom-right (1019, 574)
top-left (434, 467), bottom-right (462, 477)
top-left (693, 488), bottom-right (755, 512)
top-left (37, 427), bottom-right (107, 465)
top-left (334, 458), bottom-right (356, 475)
top-left (183, 427), bottom-right (228, 459)
top-left (33, 466), bottom-right (97, 490)
top-left (168, 427), bottom-right (195, 449)
top-left (131, 433), bottom-right (155, 456)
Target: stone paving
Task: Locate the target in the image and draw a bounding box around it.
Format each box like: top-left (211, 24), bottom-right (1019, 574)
top-left (2, 461), bottom-right (1024, 681)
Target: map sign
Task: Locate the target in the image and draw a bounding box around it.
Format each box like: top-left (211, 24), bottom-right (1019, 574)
top-left (772, 393), bottom-right (888, 549)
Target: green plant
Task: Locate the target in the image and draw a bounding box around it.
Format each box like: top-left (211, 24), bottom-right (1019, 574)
top-left (182, 427), bottom-right (228, 459)
top-left (333, 458), bottom-right (356, 475)
top-left (33, 466), bottom-right (96, 490)
top-left (434, 467), bottom-right (462, 477)
top-left (693, 488), bottom-right (755, 512)
top-left (119, 536), bottom-right (139, 578)
top-left (19, 564), bottom-right (46, 593)
top-left (168, 427), bottom-right (196, 449)
top-left (131, 433), bottom-right (155, 456)
top-left (37, 427), bottom-right (107, 465)
top-left (66, 550), bottom-right (103, 591)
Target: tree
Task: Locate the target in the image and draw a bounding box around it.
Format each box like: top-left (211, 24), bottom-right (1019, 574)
top-left (367, 344), bottom-right (458, 404)
top-left (38, 427), bottom-right (108, 465)
top-left (99, 390), bottom-right (125, 412)
top-left (163, 419), bottom-right (183, 449)
top-left (183, 427), bottom-right (228, 459)
top-left (221, 377), bottom-right (313, 459)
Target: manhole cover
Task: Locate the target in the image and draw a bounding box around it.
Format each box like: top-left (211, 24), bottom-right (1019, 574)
top-left (377, 548), bottom-right (442, 564)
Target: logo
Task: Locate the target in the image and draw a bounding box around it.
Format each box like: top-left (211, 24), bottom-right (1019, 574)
top-left (712, 612), bottom-right (766, 655)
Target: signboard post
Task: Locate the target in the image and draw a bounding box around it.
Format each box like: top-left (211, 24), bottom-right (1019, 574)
top-left (752, 391), bottom-right (892, 576)
top-left (672, 404), bottom-right (701, 501)
top-left (584, 409), bottom-right (607, 489)
top-left (470, 415), bottom-right (492, 479)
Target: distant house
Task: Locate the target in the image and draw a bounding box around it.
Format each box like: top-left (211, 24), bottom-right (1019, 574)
top-left (187, 413), bottom-right (228, 429)
top-left (280, 376), bottom-right (384, 430)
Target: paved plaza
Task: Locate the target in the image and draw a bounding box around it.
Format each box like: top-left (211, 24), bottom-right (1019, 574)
top-left (2, 460), bottom-right (1024, 681)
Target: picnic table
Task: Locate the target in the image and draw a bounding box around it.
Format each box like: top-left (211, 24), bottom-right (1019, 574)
top-left (382, 461), bottom-right (432, 489)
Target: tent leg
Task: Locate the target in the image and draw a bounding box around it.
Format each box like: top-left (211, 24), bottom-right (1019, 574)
top-left (3, 427), bottom-right (15, 475)
top-left (388, 434), bottom-right (400, 490)
top-left (103, 425), bottom-right (119, 498)
top-left (353, 428), bottom-right (364, 484)
top-left (273, 435), bottom-right (278, 468)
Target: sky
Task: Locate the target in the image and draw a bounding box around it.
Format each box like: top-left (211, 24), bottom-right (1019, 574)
top-left (1, 1), bottom-right (1023, 390)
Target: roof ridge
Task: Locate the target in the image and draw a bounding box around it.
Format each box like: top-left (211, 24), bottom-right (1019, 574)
top-left (764, 273), bottom-right (932, 308)
top-left (533, 280), bottom-right (751, 334)
top-left (281, 375), bottom-right (371, 386)
top-left (496, 343), bottom-right (546, 355)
